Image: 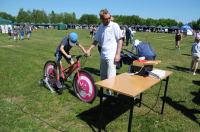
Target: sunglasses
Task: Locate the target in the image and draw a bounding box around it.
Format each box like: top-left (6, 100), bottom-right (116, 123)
top-left (101, 16), bottom-right (111, 21)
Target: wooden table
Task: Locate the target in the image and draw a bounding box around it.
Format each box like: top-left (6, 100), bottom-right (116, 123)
top-left (95, 70), bottom-right (172, 132)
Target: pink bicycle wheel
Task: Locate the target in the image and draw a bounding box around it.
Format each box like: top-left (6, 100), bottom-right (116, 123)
top-left (73, 70), bottom-right (97, 103)
top-left (44, 61), bottom-right (57, 88)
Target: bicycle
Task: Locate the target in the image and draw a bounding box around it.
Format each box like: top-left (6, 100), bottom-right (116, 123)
top-left (41, 55), bottom-right (97, 103)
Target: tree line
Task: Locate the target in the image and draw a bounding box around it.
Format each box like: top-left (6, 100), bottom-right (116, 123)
top-left (0, 8), bottom-right (199, 29)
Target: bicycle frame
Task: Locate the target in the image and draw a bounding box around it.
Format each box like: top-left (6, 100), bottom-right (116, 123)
top-left (60, 58), bottom-right (81, 81)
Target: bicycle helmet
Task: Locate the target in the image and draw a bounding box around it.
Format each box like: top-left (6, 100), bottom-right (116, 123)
top-left (69, 32), bottom-right (78, 46)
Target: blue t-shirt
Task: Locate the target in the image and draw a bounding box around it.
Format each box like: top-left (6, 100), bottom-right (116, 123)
top-left (55, 36), bottom-right (79, 54)
top-left (8, 28), bottom-right (11, 33)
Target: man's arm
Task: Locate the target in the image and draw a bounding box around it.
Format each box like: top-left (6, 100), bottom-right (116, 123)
top-left (86, 40), bottom-right (98, 56)
top-left (114, 38), bottom-right (123, 62)
top-left (113, 23), bottom-right (123, 63)
top-left (78, 44), bottom-right (87, 54)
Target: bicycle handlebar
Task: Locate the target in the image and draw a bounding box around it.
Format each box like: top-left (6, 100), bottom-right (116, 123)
top-left (71, 54), bottom-right (88, 60)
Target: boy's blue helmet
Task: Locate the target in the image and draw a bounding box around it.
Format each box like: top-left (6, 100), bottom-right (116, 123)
top-left (69, 32), bottom-right (78, 43)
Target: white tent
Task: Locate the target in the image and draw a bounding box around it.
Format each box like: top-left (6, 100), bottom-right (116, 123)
top-left (181, 24), bottom-right (193, 35)
top-left (0, 17), bottom-right (12, 33)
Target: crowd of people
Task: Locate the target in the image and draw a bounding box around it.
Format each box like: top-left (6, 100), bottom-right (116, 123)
top-left (0, 24), bottom-right (32, 41)
top-left (120, 25), bottom-right (136, 46)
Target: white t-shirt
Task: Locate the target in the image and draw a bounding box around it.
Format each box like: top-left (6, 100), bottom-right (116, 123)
top-left (192, 42), bottom-right (200, 57)
top-left (121, 29), bottom-right (126, 37)
top-left (94, 21), bottom-right (122, 59)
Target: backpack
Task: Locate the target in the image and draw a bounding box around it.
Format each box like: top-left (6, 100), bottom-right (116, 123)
top-left (116, 50), bottom-right (138, 69)
top-left (136, 42), bottom-right (156, 60)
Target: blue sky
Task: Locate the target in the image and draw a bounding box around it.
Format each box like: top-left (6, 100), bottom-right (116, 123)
top-left (1, 0), bottom-right (199, 23)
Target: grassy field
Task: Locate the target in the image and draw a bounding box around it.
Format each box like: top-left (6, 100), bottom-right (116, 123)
top-left (0, 29), bottom-right (199, 131)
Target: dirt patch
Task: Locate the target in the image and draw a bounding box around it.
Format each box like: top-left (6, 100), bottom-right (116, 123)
top-left (0, 45), bottom-right (19, 48)
top-left (4, 96), bottom-right (25, 104)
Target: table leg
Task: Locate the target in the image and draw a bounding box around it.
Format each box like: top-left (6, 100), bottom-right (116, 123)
top-left (139, 93), bottom-right (143, 107)
top-left (98, 87), bottom-right (103, 132)
top-left (128, 98), bottom-right (135, 132)
top-left (161, 76), bottom-right (169, 114)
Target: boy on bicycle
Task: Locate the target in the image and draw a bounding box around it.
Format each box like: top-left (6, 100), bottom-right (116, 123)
top-left (55, 32), bottom-right (87, 89)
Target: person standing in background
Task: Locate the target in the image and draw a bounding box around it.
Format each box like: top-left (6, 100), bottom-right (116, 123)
top-left (8, 27), bottom-right (12, 39)
top-left (125, 26), bottom-right (131, 46)
top-left (190, 34), bottom-right (200, 75)
top-left (175, 29), bottom-right (182, 49)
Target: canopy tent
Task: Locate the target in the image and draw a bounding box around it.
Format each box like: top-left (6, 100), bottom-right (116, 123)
top-left (181, 24), bottom-right (193, 35)
top-left (156, 25), bottom-right (164, 29)
top-left (170, 26), bottom-right (179, 30)
top-left (0, 17), bottom-right (12, 33)
top-left (0, 17), bottom-right (12, 25)
top-left (57, 23), bottom-right (67, 30)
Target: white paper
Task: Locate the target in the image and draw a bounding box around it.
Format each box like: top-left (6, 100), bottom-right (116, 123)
top-left (149, 69), bottom-right (166, 79)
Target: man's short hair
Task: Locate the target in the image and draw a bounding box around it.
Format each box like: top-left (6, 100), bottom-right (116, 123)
top-left (99, 9), bottom-right (110, 18)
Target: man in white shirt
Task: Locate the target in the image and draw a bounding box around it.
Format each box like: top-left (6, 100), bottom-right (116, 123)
top-left (86, 9), bottom-right (123, 94)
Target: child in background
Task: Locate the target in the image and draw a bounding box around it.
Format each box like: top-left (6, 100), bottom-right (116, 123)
top-left (190, 34), bottom-right (200, 75)
top-left (175, 29), bottom-right (182, 49)
top-left (13, 28), bottom-right (18, 41)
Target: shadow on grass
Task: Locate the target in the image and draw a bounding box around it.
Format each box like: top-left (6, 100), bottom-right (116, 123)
top-left (167, 65), bottom-right (200, 74)
top-left (77, 95), bottom-right (136, 131)
top-left (161, 96), bottom-right (200, 126)
top-left (192, 80), bottom-right (200, 86)
top-left (191, 89), bottom-right (200, 106)
top-left (167, 65), bottom-right (190, 73)
top-left (55, 83), bottom-right (72, 95)
top-left (83, 67), bottom-right (100, 76)
top-left (191, 80), bottom-right (200, 106)
top-left (182, 53), bottom-right (191, 57)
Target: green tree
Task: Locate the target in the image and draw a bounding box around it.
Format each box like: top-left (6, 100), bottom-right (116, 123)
top-left (189, 18), bottom-right (200, 30)
top-left (49, 10), bottom-right (56, 23)
top-left (31, 9), bottom-right (48, 23)
top-left (79, 14), bottom-right (98, 24)
top-left (17, 8), bottom-right (31, 23)
top-left (0, 12), bottom-right (16, 22)
top-left (146, 18), bottom-right (157, 26)
top-left (178, 22), bottom-right (183, 27)
top-left (197, 18), bottom-right (200, 30)
top-left (63, 12), bottom-right (77, 24)
top-left (72, 12), bottom-right (77, 23)
top-left (49, 11), bottom-right (77, 24)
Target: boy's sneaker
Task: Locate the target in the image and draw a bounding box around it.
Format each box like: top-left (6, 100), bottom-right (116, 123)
top-left (56, 81), bottom-right (62, 89)
top-left (193, 72), bottom-right (196, 75)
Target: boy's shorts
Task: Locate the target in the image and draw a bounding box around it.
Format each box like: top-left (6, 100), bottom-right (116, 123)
top-left (55, 52), bottom-right (72, 64)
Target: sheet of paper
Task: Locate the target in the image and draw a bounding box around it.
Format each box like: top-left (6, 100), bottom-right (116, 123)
top-left (149, 69), bottom-right (166, 79)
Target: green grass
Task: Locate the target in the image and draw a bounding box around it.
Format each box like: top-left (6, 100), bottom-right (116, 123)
top-left (0, 29), bottom-right (199, 131)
